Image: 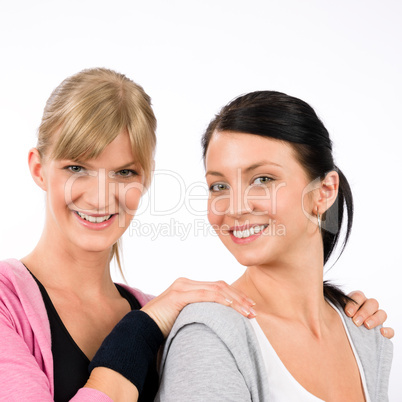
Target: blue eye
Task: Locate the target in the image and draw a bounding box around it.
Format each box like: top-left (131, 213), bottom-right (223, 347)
top-left (253, 176), bottom-right (272, 185)
top-left (209, 183), bottom-right (230, 192)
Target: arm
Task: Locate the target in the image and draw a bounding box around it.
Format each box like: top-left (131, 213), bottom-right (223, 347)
top-left (88, 278), bottom-right (256, 399)
top-left (0, 304), bottom-right (113, 401)
top-left (156, 323), bottom-right (251, 402)
top-left (344, 291), bottom-right (394, 338)
top-left (0, 274), bottom-right (254, 401)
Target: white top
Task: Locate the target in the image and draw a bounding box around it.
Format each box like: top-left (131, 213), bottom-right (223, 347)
top-left (249, 302), bottom-right (371, 402)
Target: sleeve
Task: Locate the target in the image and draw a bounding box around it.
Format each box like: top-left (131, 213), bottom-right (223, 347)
top-left (0, 299), bottom-right (112, 401)
top-left (156, 323), bottom-right (252, 402)
top-left (0, 309), bottom-right (54, 400)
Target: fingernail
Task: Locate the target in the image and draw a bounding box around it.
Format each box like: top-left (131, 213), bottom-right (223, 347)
top-left (248, 299), bottom-right (256, 306)
top-left (354, 316), bottom-right (363, 326)
top-left (225, 298), bottom-right (233, 305)
top-left (249, 307), bottom-right (257, 317)
top-left (346, 309), bottom-right (354, 317)
top-left (241, 307), bottom-right (250, 316)
top-left (365, 319), bottom-right (374, 329)
top-left (382, 328), bottom-right (387, 336)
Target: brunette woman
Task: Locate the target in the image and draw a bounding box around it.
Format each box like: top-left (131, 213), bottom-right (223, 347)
top-left (157, 91), bottom-right (393, 401)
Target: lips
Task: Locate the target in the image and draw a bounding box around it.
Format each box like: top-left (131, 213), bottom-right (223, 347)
top-left (72, 210), bottom-right (119, 231)
top-left (227, 224), bottom-right (269, 244)
top-left (232, 224), bottom-right (268, 239)
top-left (75, 211), bottom-right (113, 223)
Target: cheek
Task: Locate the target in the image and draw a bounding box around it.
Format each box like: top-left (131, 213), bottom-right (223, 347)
top-left (65, 179), bottom-right (88, 205)
top-left (207, 195), bottom-right (230, 225)
top-left (207, 200), bottom-right (219, 225)
top-left (245, 186), bottom-right (272, 214)
top-left (47, 176), bottom-right (69, 207)
top-left (118, 185), bottom-right (143, 215)
top-left (273, 186), bottom-right (309, 230)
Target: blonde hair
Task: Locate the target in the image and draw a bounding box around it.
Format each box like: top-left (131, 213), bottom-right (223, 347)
top-left (37, 68), bottom-right (157, 276)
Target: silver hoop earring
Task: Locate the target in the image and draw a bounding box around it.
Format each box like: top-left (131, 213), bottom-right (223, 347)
top-left (317, 211), bottom-right (322, 234)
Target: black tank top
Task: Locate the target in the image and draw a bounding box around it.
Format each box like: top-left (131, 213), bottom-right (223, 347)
top-left (30, 272), bottom-right (158, 402)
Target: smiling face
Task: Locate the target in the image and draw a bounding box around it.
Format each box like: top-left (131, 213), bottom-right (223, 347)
top-left (205, 131), bottom-right (320, 268)
top-left (39, 131), bottom-right (145, 254)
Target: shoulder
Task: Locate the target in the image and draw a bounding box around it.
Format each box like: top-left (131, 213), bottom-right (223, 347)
top-left (171, 302), bottom-right (252, 341)
top-left (0, 258), bottom-right (37, 302)
top-left (338, 306), bottom-right (393, 399)
top-left (0, 258), bottom-right (50, 342)
top-left (0, 258), bottom-right (29, 283)
top-left (165, 302), bottom-right (258, 365)
top-left (0, 259), bottom-right (53, 380)
top-left (116, 283), bottom-right (154, 307)
top-left (174, 301), bottom-right (248, 326)
top-left (158, 303), bottom-right (268, 401)
top-left (339, 306), bottom-right (393, 357)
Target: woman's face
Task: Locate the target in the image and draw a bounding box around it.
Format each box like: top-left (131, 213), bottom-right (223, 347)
top-left (205, 131), bottom-right (318, 268)
top-left (40, 131), bottom-right (144, 254)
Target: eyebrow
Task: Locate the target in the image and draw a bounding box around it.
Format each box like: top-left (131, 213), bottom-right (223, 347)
top-left (113, 161), bottom-right (141, 171)
top-left (206, 161), bottom-right (283, 177)
top-left (67, 159), bottom-right (140, 171)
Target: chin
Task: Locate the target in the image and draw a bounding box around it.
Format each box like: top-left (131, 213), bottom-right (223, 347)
top-left (230, 250), bottom-right (268, 267)
top-left (72, 236), bottom-right (117, 254)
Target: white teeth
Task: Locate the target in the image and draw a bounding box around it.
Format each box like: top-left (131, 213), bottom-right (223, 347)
top-left (233, 225), bottom-right (267, 239)
top-left (76, 211), bottom-right (112, 223)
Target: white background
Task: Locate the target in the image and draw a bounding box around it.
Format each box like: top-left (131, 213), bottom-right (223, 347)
top-left (0, 0), bottom-right (400, 399)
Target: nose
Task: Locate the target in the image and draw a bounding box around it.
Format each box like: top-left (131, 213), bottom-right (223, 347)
top-left (227, 186), bottom-right (254, 218)
top-left (88, 168), bottom-right (117, 213)
top-left (209, 182), bottom-right (256, 218)
top-left (66, 168), bottom-right (116, 214)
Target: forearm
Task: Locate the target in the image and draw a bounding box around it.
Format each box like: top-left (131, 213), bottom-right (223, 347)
top-left (88, 310), bottom-right (163, 399)
top-left (83, 368), bottom-right (138, 401)
top-left (1, 309), bottom-right (161, 401)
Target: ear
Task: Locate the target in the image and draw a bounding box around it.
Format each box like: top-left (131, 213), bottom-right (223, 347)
top-left (28, 148), bottom-right (47, 191)
top-left (316, 171), bottom-right (339, 215)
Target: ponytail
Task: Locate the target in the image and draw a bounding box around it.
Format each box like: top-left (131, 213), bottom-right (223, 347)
top-left (323, 167), bottom-right (354, 307)
top-left (323, 166), bottom-right (354, 264)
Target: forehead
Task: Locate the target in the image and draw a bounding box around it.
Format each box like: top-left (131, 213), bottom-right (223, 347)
top-left (94, 131), bottom-right (135, 160)
top-left (206, 131), bottom-right (296, 169)
top-left (52, 131), bottom-right (137, 166)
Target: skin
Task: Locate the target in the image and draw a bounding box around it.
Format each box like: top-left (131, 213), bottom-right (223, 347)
top-left (24, 132), bottom-right (143, 399)
top-left (19, 130), bottom-right (391, 401)
top-left (205, 131), bottom-right (381, 401)
top-left (22, 131), bottom-right (256, 401)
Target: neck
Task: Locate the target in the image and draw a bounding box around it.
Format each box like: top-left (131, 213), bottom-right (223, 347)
top-left (233, 238), bottom-right (333, 335)
top-left (22, 228), bottom-right (115, 297)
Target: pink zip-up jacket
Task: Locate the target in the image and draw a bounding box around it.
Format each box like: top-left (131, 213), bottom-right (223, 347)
top-left (0, 258), bottom-right (154, 401)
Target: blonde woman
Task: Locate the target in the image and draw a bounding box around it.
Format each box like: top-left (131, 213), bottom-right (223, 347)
top-left (157, 91), bottom-right (393, 401)
top-left (0, 72), bottom-right (390, 402)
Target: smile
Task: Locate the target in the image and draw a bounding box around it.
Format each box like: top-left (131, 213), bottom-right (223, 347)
top-left (75, 211), bottom-right (113, 223)
top-left (232, 225), bottom-right (268, 239)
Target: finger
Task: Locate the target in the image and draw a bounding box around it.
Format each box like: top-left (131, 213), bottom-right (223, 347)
top-left (363, 309), bottom-right (387, 329)
top-left (350, 298), bottom-right (379, 327)
top-left (181, 289), bottom-right (256, 319)
top-left (171, 278), bottom-right (256, 306)
top-left (218, 284), bottom-right (256, 308)
top-left (380, 327), bottom-right (395, 339)
top-left (345, 290), bottom-right (366, 317)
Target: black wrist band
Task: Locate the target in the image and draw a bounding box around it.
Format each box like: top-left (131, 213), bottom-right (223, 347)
top-left (89, 310), bottom-right (164, 394)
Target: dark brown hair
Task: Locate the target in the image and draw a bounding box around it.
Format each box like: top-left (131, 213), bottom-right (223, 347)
top-left (202, 91), bottom-right (354, 307)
